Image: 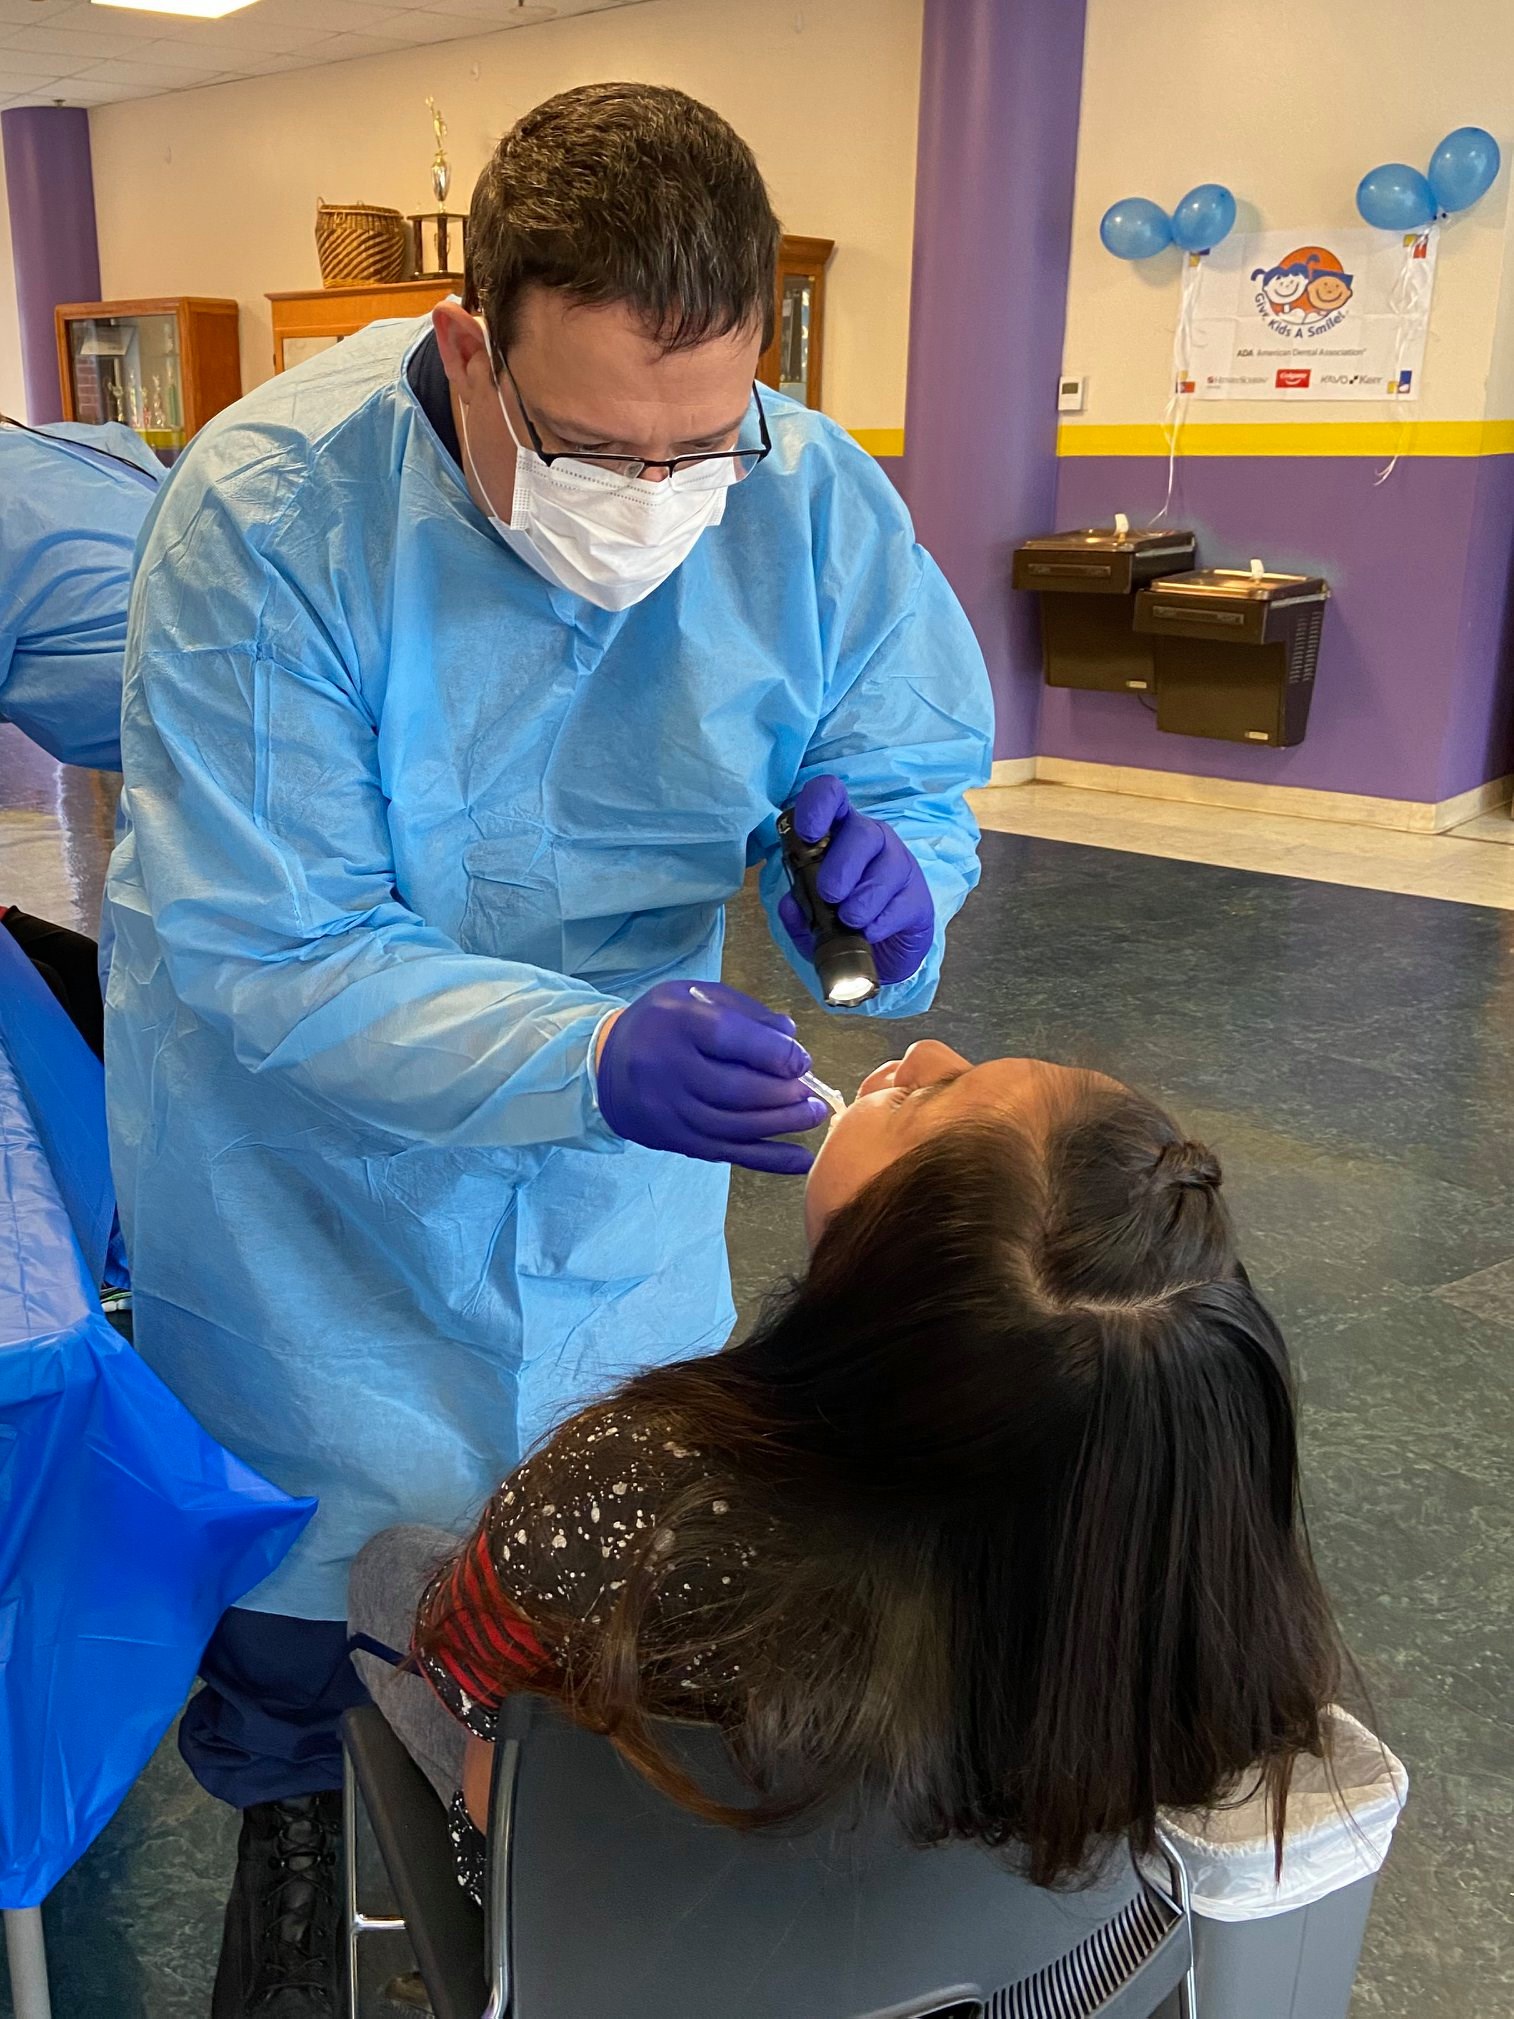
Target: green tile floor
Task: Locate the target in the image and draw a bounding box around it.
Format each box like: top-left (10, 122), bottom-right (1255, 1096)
top-left (2, 772), bottom-right (1509, 2016)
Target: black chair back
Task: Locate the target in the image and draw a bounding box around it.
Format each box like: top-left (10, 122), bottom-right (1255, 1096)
top-left (482, 1696), bottom-right (1193, 2019)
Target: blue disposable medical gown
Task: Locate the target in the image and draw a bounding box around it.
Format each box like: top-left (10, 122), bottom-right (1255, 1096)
top-left (106, 318), bottom-right (992, 1617)
top-left (0, 420), bottom-right (161, 770)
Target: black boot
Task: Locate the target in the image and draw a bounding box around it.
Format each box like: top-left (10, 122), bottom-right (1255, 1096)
top-left (212, 1792), bottom-right (344, 2017)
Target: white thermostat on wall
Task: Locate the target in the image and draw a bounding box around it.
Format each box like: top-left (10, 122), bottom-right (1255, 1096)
top-left (1057, 375), bottom-right (1087, 414)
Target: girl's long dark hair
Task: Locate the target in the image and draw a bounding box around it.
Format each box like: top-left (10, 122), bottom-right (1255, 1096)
top-left (418, 1078), bottom-right (1343, 1885)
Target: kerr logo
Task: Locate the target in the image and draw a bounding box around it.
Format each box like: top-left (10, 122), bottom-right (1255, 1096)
top-left (1276, 367), bottom-right (1312, 390)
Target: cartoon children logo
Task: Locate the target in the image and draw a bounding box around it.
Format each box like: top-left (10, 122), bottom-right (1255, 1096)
top-left (1251, 246), bottom-right (1355, 338)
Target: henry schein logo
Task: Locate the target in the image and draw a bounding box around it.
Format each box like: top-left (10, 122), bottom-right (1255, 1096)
top-left (1251, 246), bottom-right (1355, 341)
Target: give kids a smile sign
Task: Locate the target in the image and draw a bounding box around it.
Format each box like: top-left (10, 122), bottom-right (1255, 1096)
top-left (1180, 226), bottom-right (1437, 401)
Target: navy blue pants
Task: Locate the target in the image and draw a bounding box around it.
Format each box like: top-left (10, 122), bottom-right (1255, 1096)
top-left (179, 1609), bottom-right (371, 1807)
top-left (2, 908), bottom-right (104, 1059)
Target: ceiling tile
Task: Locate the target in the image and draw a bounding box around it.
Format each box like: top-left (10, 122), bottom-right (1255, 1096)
top-left (8, 7), bottom-right (175, 46)
top-left (0, 0), bottom-right (82, 23)
top-left (144, 27), bottom-right (250, 56)
top-left (0, 36), bottom-right (71, 61)
top-left (89, 10), bottom-right (219, 38)
top-left (302, 26), bottom-right (410, 55)
top-left (196, 42), bottom-right (320, 67)
top-left (63, 76), bottom-right (139, 96)
top-left (356, 6), bottom-right (482, 41)
top-left (0, 61), bottom-right (74, 85)
top-left (128, 33), bottom-right (244, 64)
top-left (420, 0), bottom-right (528, 18)
top-left (0, 21), bottom-right (146, 54)
top-left (246, 0), bottom-right (405, 27)
top-left (71, 51), bottom-right (205, 79)
top-left (173, 12), bottom-right (343, 50)
top-left (440, 0), bottom-right (561, 16)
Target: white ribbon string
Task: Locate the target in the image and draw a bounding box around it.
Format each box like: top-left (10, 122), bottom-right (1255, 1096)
top-left (1375, 227), bottom-right (1434, 485)
top-left (1157, 253), bottom-right (1203, 522)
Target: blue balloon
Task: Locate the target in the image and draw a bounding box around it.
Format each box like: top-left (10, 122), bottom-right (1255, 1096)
top-left (1428, 126), bottom-right (1501, 213)
top-left (1099, 197), bottom-right (1173, 261)
top-left (1356, 163), bottom-right (1436, 232)
top-left (1171, 182), bottom-right (1237, 252)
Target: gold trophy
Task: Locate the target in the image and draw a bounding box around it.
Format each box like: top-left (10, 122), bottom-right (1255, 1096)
top-left (411, 97), bottom-right (466, 276)
top-left (426, 96), bottom-right (451, 205)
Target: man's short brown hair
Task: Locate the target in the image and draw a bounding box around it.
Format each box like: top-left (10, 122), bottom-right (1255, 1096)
top-left (464, 82), bottom-right (780, 356)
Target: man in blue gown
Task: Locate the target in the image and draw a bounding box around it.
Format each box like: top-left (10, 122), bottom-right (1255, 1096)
top-left (105, 83), bottom-right (991, 2015)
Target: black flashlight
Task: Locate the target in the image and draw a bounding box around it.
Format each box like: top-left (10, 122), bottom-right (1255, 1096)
top-left (778, 807), bottom-right (879, 1008)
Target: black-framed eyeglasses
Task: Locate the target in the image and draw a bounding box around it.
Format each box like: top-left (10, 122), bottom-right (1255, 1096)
top-left (501, 355), bottom-right (772, 491)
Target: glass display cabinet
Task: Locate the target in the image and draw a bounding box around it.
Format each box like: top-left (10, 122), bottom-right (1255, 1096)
top-left (758, 236), bottom-right (835, 411)
top-left (54, 297), bottom-right (241, 465)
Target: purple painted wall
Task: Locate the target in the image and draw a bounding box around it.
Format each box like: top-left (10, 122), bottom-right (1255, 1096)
top-left (1047, 453), bottom-right (1514, 804)
top-left (1441, 452), bottom-right (1514, 801)
top-left (893, 0), bottom-right (1514, 803)
top-left (873, 453), bottom-right (906, 496)
top-left (1, 108), bottom-right (100, 424)
top-left (903, 0), bottom-right (1086, 762)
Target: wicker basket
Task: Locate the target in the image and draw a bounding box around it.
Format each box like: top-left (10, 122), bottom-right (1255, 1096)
top-left (314, 200), bottom-right (409, 287)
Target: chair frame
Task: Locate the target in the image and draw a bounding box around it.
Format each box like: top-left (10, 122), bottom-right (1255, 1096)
top-left (342, 1745), bottom-right (406, 2017)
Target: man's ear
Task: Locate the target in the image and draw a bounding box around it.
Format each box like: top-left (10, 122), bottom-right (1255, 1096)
top-left (433, 301), bottom-right (491, 391)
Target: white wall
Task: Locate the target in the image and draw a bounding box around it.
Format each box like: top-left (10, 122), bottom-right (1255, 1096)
top-left (0, 150), bottom-right (27, 418)
top-left (1061, 0), bottom-right (1514, 430)
top-left (88, 0), bottom-right (922, 434)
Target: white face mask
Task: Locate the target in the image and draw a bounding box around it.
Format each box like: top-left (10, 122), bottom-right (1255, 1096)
top-left (457, 356), bottom-right (742, 612)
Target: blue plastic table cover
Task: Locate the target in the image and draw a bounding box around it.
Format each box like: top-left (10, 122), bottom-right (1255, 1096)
top-left (0, 1025), bottom-right (313, 1906)
top-left (0, 922), bottom-right (117, 1287)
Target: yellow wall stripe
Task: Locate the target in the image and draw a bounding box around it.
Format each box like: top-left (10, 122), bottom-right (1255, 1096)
top-left (1058, 419), bottom-right (1514, 459)
top-left (849, 427), bottom-right (906, 458)
top-left (846, 418), bottom-right (1514, 459)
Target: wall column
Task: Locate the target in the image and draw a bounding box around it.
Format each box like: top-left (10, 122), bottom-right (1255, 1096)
top-left (903, 0), bottom-right (1087, 762)
top-left (1, 108), bottom-right (101, 423)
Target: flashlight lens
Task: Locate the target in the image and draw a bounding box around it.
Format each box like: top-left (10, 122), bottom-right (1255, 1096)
top-left (825, 973), bottom-right (876, 1007)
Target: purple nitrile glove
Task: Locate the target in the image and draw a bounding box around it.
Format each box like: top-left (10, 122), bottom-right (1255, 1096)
top-left (778, 775), bottom-right (935, 987)
top-left (597, 979), bottom-right (826, 1177)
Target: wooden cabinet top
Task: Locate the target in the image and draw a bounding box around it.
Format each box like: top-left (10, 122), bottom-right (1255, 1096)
top-left (56, 296), bottom-right (239, 320)
top-left (778, 237), bottom-right (835, 268)
top-left (267, 280), bottom-right (459, 304)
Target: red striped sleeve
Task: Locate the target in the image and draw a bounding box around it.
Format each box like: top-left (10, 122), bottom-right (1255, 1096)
top-left (415, 1526), bottom-right (553, 1711)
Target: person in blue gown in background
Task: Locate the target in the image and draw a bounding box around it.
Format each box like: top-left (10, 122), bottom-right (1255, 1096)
top-left (0, 411), bottom-right (161, 770)
top-left (104, 84), bottom-right (992, 2017)
top-left (1, 414), bottom-right (161, 1053)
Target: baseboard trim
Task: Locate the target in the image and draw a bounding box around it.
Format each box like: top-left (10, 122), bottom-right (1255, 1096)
top-left (983, 757), bottom-right (1514, 834)
top-left (1432, 773), bottom-right (1514, 831)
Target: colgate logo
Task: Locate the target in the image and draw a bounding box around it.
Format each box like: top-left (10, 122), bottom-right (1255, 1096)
top-left (1276, 367), bottom-right (1311, 389)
